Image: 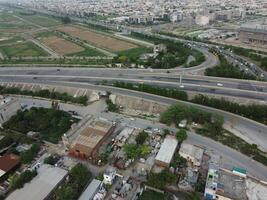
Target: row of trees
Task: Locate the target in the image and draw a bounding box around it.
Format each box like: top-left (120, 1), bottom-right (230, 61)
top-left (55, 163), bottom-right (91, 200)
top-left (3, 107), bottom-right (76, 143)
top-left (113, 82), bottom-right (188, 101)
top-left (205, 53), bottom-right (256, 80)
top-left (0, 86), bottom-right (88, 105)
top-left (192, 95), bottom-right (267, 125)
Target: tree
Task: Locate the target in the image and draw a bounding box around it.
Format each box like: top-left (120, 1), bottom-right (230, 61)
top-left (44, 155), bottom-right (59, 165)
top-left (139, 145), bottom-right (151, 157)
top-left (176, 129), bottom-right (187, 142)
top-left (147, 169), bottom-right (176, 189)
top-left (135, 131), bottom-right (148, 145)
top-left (56, 186), bottom-right (75, 200)
top-left (70, 163), bottom-right (91, 191)
top-left (123, 144), bottom-right (140, 159)
top-left (61, 16), bottom-right (71, 24)
top-left (10, 170), bottom-right (37, 190)
top-left (170, 153), bottom-right (187, 168)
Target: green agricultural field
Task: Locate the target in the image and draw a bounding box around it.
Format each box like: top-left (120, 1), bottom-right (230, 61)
top-left (17, 13), bottom-right (62, 27)
top-left (0, 42), bottom-right (49, 57)
top-left (0, 37), bottom-right (25, 46)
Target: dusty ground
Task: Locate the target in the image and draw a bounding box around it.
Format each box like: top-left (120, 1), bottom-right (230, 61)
top-left (41, 36), bottom-right (84, 55)
top-left (57, 25), bottom-right (138, 52)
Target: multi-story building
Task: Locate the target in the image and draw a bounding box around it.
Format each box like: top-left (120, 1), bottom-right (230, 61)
top-left (239, 24), bottom-right (267, 46)
top-left (0, 97), bottom-right (21, 126)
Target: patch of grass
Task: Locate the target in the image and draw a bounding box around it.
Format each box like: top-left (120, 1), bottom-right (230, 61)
top-left (68, 47), bottom-right (104, 57)
top-left (139, 190), bottom-right (166, 200)
top-left (118, 46), bottom-right (152, 60)
top-left (1, 41), bottom-right (49, 57)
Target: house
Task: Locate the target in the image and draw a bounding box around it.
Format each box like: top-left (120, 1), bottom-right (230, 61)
top-left (155, 135), bottom-right (178, 168)
top-left (103, 166), bottom-right (116, 185)
top-left (0, 154), bottom-right (20, 181)
top-left (179, 143), bottom-right (204, 167)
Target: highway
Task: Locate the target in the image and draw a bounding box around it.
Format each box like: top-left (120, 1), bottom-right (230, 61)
top-left (0, 68), bottom-right (266, 102)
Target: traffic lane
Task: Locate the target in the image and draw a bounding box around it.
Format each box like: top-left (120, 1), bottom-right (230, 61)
top-left (63, 77), bottom-right (267, 101)
top-left (1, 75), bottom-right (266, 101)
top-left (1, 68), bottom-right (266, 90)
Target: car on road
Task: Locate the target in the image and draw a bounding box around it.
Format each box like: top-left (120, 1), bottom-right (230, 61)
top-left (217, 83), bottom-right (223, 87)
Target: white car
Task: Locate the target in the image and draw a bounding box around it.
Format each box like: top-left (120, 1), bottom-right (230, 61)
top-left (217, 83), bottom-right (223, 87)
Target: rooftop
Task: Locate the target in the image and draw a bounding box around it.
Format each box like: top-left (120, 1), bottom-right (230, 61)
top-left (6, 165), bottom-right (68, 200)
top-left (0, 154), bottom-right (20, 177)
top-left (78, 179), bottom-right (102, 200)
top-left (155, 135), bottom-right (178, 164)
top-left (75, 127), bottom-right (106, 148)
top-left (216, 169), bottom-right (247, 200)
top-left (179, 143), bottom-right (204, 164)
top-left (90, 118), bottom-right (113, 133)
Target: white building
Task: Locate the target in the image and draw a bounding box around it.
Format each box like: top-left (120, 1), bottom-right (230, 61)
top-left (155, 135), bottom-right (178, 168)
top-left (6, 165), bottom-right (68, 200)
top-left (78, 179), bottom-right (102, 200)
top-left (0, 97), bottom-right (20, 126)
top-left (103, 166), bottom-right (116, 185)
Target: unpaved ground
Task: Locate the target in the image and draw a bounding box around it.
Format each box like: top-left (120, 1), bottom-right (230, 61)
top-left (41, 36), bottom-right (84, 55)
top-left (57, 25), bottom-right (138, 52)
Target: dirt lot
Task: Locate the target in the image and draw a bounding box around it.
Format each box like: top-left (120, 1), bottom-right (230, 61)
top-left (41, 36), bottom-right (84, 55)
top-left (57, 25), bottom-right (138, 52)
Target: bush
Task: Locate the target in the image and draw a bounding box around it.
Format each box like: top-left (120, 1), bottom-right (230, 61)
top-left (10, 170), bottom-right (37, 190)
top-left (106, 99), bottom-right (119, 112)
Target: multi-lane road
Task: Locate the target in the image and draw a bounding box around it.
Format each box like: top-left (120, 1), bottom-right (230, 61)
top-left (0, 67), bottom-right (266, 102)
